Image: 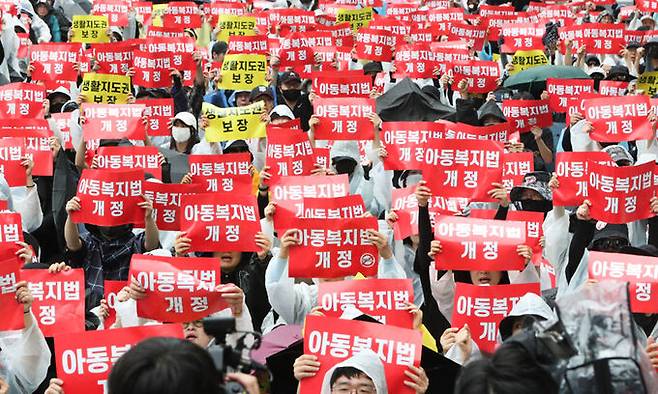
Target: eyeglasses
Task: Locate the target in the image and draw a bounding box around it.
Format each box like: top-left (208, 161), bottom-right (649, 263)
top-left (331, 384), bottom-right (376, 394)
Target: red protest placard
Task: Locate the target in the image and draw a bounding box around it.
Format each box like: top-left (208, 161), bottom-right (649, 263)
top-left (188, 153), bottom-right (252, 194)
top-left (0, 118), bottom-right (53, 177)
top-left (452, 283), bottom-right (540, 353)
top-left (51, 113), bottom-right (74, 150)
top-left (205, 2), bottom-right (247, 26)
top-left (588, 161), bottom-right (654, 224)
top-left (271, 175), bottom-right (350, 231)
top-left (0, 138), bottom-right (26, 187)
top-left (129, 254), bottom-right (228, 322)
top-left (0, 83), bottom-right (46, 119)
top-left (588, 251), bottom-right (658, 313)
top-left (91, 0), bottom-right (129, 26)
top-left (451, 60), bottom-right (501, 94)
top-left (16, 32), bottom-right (31, 58)
top-left (70, 169), bottom-right (145, 226)
top-left (500, 23), bottom-right (545, 53)
top-left (103, 280), bottom-right (125, 329)
top-left (95, 146), bottom-right (162, 180)
top-left (392, 44), bottom-right (437, 80)
top-left (502, 152), bottom-right (534, 191)
top-left (0, 258), bottom-right (23, 331)
top-left (502, 99), bottom-right (552, 132)
top-left (302, 195), bottom-right (366, 219)
top-left (278, 35), bottom-right (315, 70)
top-left (142, 182), bottom-right (202, 231)
top-left (288, 217), bottom-right (379, 278)
top-left (420, 139), bottom-right (504, 201)
top-left (23, 269), bottom-right (85, 337)
top-left (313, 146), bottom-right (331, 170)
top-left (553, 151), bottom-right (613, 206)
top-left (584, 95), bottom-right (652, 142)
top-left (30, 43), bottom-right (80, 82)
top-left (55, 324), bottom-right (184, 394)
top-left (91, 40), bottom-right (139, 75)
top-left (0, 213), bottom-right (24, 247)
top-left (265, 128), bottom-right (316, 184)
top-left (82, 104), bottom-right (146, 141)
top-left (132, 50), bottom-right (196, 88)
top-left (506, 210), bottom-right (543, 263)
top-left (381, 121), bottom-right (443, 171)
top-left (598, 80), bottom-right (629, 97)
top-left (141, 98), bottom-right (174, 137)
top-left (312, 71), bottom-right (372, 98)
top-left (179, 193), bottom-right (260, 252)
top-left (442, 121), bottom-right (511, 142)
top-left (162, 1), bottom-right (202, 28)
top-left (227, 34), bottom-right (268, 55)
top-left (559, 23), bottom-right (625, 54)
top-left (355, 28), bottom-right (398, 62)
top-left (318, 279), bottom-right (414, 328)
top-left (434, 215), bottom-right (527, 271)
top-left (546, 78), bottom-right (595, 113)
top-left (313, 98), bottom-right (375, 140)
top-left (448, 23), bottom-right (487, 50)
top-left (301, 315), bottom-right (422, 394)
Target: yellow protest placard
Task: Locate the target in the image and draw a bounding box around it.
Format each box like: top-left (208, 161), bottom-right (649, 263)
top-left (150, 4), bottom-right (168, 27)
top-left (71, 15), bottom-right (110, 43)
top-left (202, 101), bottom-right (266, 142)
top-left (80, 73), bottom-right (131, 104)
top-left (216, 15), bottom-right (257, 43)
top-left (637, 71), bottom-right (658, 96)
top-left (217, 54), bottom-right (267, 91)
top-left (510, 49), bottom-right (548, 75)
top-left (336, 7), bottom-right (372, 31)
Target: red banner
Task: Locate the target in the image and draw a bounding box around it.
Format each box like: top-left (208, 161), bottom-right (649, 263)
top-left (302, 195), bottom-right (366, 219)
top-left (129, 254), bottom-right (228, 322)
top-left (0, 213), bottom-right (24, 247)
top-left (142, 182), bottom-right (201, 231)
top-left (265, 128), bottom-right (315, 184)
top-left (227, 34), bottom-right (268, 55)
top-left (188, 153), bottom-right (252, 194)
top-left (442, 121), bottom-right (510, 142)
top-left (0, 138), bottom-right (26, 187)
top-left (502, 152), bottom-right (534, 191)
top-left (91, 0), bottom-right (129, 26)
top-left (205, 2), bottom-right (248, 26)
top-left (271, 175), bottom-right (350, 231)
top-left (30, 43), bottom-right (80, 82)
top-left (584, 95), bottom-right (652, 142)
top-left (288, 217), bottom-right (379, 278)
top-left (598, 80), bottom-right (629, 97)
top-left (0, 258), bottom-right (23, 331)
top-left (162, 1), bottom-right (202, 28)
top-left (546, 78), bottom-right (595, 113)
top-left (434, 215), bottom-right (527, 271)
top-left (179, 193), bottom-right (260, 252)
top-left (0, 83), bottom-right (46, 119)
top-left (553, 151), bottom-right (613, 206)
top-left (452, 283), bottom-right (540, 353)
top-left (95, 146), bottom-right (162, 180)
top-left (420, 139), bottom-right (504, 201)
top-left (55, 325), bottom-right (184, 394)
top-left (502, 99), bottom-right (552, 132)
top-left (91, 40), bottom-right (138, 75)
top-left (500, 23), bottom-right (545, 53)
top-left (312, 71), bottom-right (372, 98)
top-left (132, 50), bottom-right (195, 88)
top-left (23, 269), bottom-right (85, 337)
top-left (355, 28), bottom-right (398, 62)
top-left (559, 24), bottom-right (625, 54)
top-left (451, 60), bottom-right (501, 94)
top-left (318, 278), bottom-right (414, 328)
top-left (507, 210), bottom-right (543, 263)
top-left (82, 104), bottom-right (146, 141)
top-left (392, 44), bottom-right (437, 79)
top-left (588, 251), bottom-right (658, 313)
top-left (313, 97), bottom-right (375, 140)
top-left (448, 23), bottom-right (487, 50)
top-left (71, 169), bottom-right (145, 226)
top-left (103, 280), bottom-right (125, 328)
top-left (301, 315), bottom-right (422, 394)
top-left (0, 118), bottom-right (53, 177)
top-left (588, 161), bottom-right (654, 224)
top-left (381, 121), bottom-right (443, 170)
top-left (141, 98), bottom-right (174, 137)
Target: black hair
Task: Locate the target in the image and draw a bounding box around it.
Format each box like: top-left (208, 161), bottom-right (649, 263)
top-left (108, 337), bottom-right (222, 394)
top-left (329, 366), bottom-right (371, 388)
top-left (453, 270), bottom-right (510, 285)
top-left (454, 341), bottom-right (559, 394)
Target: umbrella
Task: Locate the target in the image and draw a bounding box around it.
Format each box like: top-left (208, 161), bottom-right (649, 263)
top-left (376, 78), bottom-right (455, 122)
top-left (250, 324), bottom-right (303, 366)
top-left (503, 65), bottom-right (590, 95)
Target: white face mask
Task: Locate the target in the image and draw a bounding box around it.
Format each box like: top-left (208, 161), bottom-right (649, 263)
top-left (171, 126), bottom-right (191, 143)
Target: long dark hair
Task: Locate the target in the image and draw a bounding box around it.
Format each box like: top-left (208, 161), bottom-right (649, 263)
top-left (169, 126), bottom-right (200, 154)
top-left (453, 270), bottom-right (511, 285)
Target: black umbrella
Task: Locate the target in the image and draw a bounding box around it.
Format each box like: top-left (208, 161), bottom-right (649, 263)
top-left (376, 78), bottom-right (455, 122)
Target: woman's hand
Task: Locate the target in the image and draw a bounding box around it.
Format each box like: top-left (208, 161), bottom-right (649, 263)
top-left (293, 354), bottom-right (320, 381)
top-left (428, 240), bottom-right (442, 259)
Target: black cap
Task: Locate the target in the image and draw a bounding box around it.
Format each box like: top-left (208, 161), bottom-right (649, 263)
top-left (606, 65), bottom-right (636, 81)
top-left (627, 41), bottom-right (641, 50)
top-left (249, 85), bottom-right (273, 102)
top-left (279, 71), bottom-right (301, 85)
top-left (589, 223), bottom-right (629, 247)
top-left (585, 55), bottom-right (601, 66)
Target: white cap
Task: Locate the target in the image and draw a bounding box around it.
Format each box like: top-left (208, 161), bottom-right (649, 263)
top-left (173, 112), bottom-right (197, 130)
top-left (48, 86), bottom-right (71, 99)
top-left (269, 104), bottom-right (294, 120)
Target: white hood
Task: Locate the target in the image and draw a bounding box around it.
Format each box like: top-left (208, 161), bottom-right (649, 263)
top-left (320, 349), bottom-right (388, 394)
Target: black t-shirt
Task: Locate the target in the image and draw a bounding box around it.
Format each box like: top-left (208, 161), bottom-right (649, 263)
top-left (276, 92), bottom-right (313, 131)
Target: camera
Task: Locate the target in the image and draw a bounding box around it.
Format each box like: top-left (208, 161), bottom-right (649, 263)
top-left (202, 317), bottom-right (267, 394)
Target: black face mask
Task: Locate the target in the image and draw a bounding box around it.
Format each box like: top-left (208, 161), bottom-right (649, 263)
top-left (281, 88), bottom-right (301, 102)
top-left (99, 224), bottom-right (133, 240)
top-left (334, 160), bottom-right (357, 176)
top-left (515, 200), bottom-right (553, 213)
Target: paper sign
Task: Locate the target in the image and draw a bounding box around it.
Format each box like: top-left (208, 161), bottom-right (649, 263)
top-left (553, 151), bottom-right (614, 206)
top-left (502, 99), bottom-right (552, 132)
top-left (188, 153), bottom-right (252, 194)
top-left (142, 182), bottom-right (202, 231)
top-left (80, 73), bottom-right (131, 104)
top-left (584, 95), bottom-right (652, 142)
top-left (71, 15), bottom-right (110, 43)
top-left (95, 146), bottom-right (162, 180)
top-left (0, 82), bottom-right (46, 119)
top-left (509, 49), bottom-right (549, 75)
top-left (216, 54), bottom-right (267, 91)
top-left (82, 104), bottom-right (146, 141)
top-left (336, 7), bottom-right (373, 31)
top-left (202, 101), bottom-right (266, 142)
top-left (0, 258), bottom-right (23, 331)
top-left (313, 97), bottom-right (375, 140)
